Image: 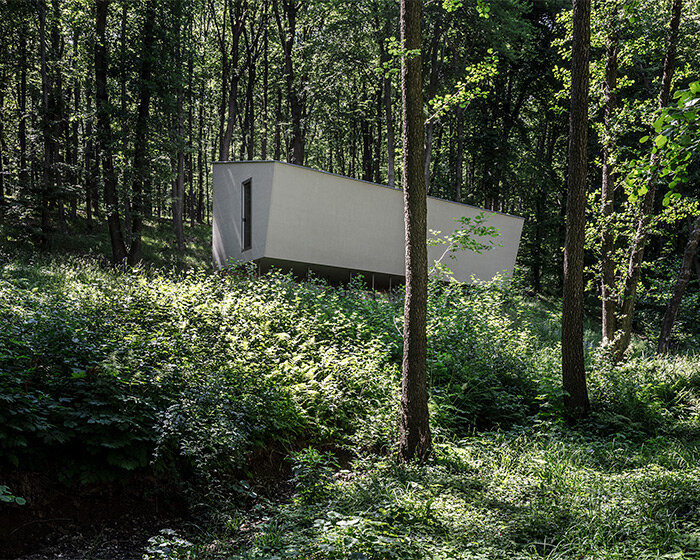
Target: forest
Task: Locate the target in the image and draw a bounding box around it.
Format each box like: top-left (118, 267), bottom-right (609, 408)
top-left (0, 0), bottom-right (699, 558)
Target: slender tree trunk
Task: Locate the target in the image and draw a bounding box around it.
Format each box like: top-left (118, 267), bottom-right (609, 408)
top-left (51, 0), bottom-right (68, 236)
top-left (188, 14), bottom-right (195, 227)
top-left (274, 0), bottom-right (304, 164)
top-left (657, 215), bottom-right (700, 353)
top-left (374, 83), bottom-right (382, 183)
top-left (261, 17), bottom-right (269, 159)
top-left (220, 0), bottom-right (245, 161)
top-left (18, 32), bottom-right (29, 193)
top-left (614, 0), bottom-right (682, 359)
top-left (245, 51), bottom-right (255, 160)
top-left (422, 22), bottom-right (441, 193)
top-left (120, 2), bottom-right (131, 238)
top-left (385, 76), bottom-right (396, 187)
top-left (601, 25), bottom-right (619, 345)
top-left (173, 10), bottom-right (186, 252)
top-left (70, 45), bottom-right (80, 220)
top-left (85, 78), bottom-right (95, 230)
top-left (455, 107), bottom-right (464, 201)
top-left (95, 0), bottom-right (128, 262)
top-left (399, 0), bottom-right (431, 463)
top-left (361, 106), bottom-right (373, 181)
top-left (274, 86), bottom-right (282, 160)
top-left (561, 0), bottom-right (591, 418)
top-left (0, 88), bottom-right (5, 206)
top-left (39, 0), bottom-right (52, 248)
top-left (128, 0), bottom-right (155, 265)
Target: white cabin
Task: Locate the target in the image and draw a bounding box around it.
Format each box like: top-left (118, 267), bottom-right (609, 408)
top-left (212, 161), bottom-right (524, 288)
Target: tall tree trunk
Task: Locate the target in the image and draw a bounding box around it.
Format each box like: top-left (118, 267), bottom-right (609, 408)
top-left (422, 21), bottom-right (441, 194)
top-left (220, 0), bottom-right (245, 161)
top-left (274, 86), bottom-right (282, 160)
top-left (120, 2), bottom-right (131, 238)
top-left (51, 0), bottom-right (68, 236)
top-left (601, 22), bottom-right (619, 345)
top-left (18, 31), bottom-right (29, 193)
top-left (374, 82), bottom-right (382, 183)
top-left (70, 39), bottom-right (80, 220)
top-left (95, 0), bottom-right (128, 262)
top-left (614, 0), bottom-right (682, 359)
top-left (361, 105), bottom-right (373, 181)
top-left (561, 0), bottom-right (591, 418)
top-left (657, 215), bottom-right (700, 353)
top-left (384, 74), bottom-right (396, 188)
top-left (128, 0), bottom-right (155, 265)
top-left (245, 51), bottom-right (255, 160)
top-left (39, 0), bottom-right (52, 248)
top-left (399, 0), bottom-right (431, 463)
top-left (274, 0), bottom-right (304, 164)
top-left (0, 90), bottom-right (5, 207)
top-left (455, 107), bottom-right (464, 201)
top-left (197, 87), bottom-right (204, 222)
top-left (261, 15), bottom-right (269, 159)
top-left (188, 13), bottom-right (195, 227)
top-left (173, 7), bottom-right (186, 252)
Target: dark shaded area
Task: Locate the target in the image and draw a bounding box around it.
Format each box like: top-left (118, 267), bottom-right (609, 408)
top-left (0, 471), bottom-right (186, 559)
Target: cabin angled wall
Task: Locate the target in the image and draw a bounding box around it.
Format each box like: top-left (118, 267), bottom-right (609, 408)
top-left (212, 162), bottom-right (273, 269)
top-left (212, 161), bottom-right (524, 283)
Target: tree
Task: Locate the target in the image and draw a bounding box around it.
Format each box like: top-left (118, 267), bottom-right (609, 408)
top-left (561, 0), bottom-right (591, 418)
top-left (398, 0), bottom-right (431, 463)
top-left (128, 0), bottom-right (156, 265)
top-left (95, 0), bottom-right (128, 263)
top-left (613, 0), bottom-right (683, 359)
top-left (599, 1), bottom-right (621, 345)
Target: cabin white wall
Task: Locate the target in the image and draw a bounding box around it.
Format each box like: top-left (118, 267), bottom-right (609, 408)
top-left (213, 161), bottom-right (524, 282)
top-left (212, 162), bottom-right (274, 269)
top-left (426, 198), bottom-right (524, 282)
top-left (266, 163), bottom-right (405, 276)
top-left (265, 162), bottom-right (523, 282)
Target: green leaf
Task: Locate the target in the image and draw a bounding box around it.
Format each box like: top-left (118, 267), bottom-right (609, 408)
top-left (654, 134), bottom-right (668, 148)
top-left (639, 135), bottom-right (649, 144)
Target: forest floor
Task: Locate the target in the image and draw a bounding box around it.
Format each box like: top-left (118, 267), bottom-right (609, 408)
top-left (1, 221), bottom-right (699, 559)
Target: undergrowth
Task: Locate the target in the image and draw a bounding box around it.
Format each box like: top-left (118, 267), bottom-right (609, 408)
top-left (1, 250), bottom-right (699, 558)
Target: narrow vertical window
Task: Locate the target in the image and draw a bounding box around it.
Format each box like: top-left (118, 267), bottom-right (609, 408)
top-left (242, 179), bottom-right (252, 251)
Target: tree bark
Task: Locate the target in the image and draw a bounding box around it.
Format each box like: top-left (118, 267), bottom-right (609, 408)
top-left (173, 7), bottom-right (186, 252)
top-left (274, 86), bottom-right (282, 160)
top-left (657, 215), bottom-right (700, 353)
top-left (614, 0), bottom-right (682, 359)
top-left (422, 21), bottom-right (441, 194)
top-left (95, 0), bottom-right (127, 262)
top-left (0, 87), bottom-right (5, 206)
top-left (39, 0), bottom-right (52, 248)
top-left (274, 0), bottom-right (304, 164)
top-left (18, 31), bottom-right (29, 193)
top-left (128, 0), bottom-right (155, 265)
top-left (399, 0), bottom-right (431, 463)
top-left (601, 19), bottom-right (619, 345)
top-left (455, 107), bottom-right (464, 201)
top-left (220, 0), bottom-right (245, 161)
top-left (561, 0), bottom-right (591, 418)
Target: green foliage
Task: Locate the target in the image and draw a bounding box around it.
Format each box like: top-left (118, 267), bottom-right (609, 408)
top-left (290, 448), bottom-right (337, 504)
top-left (0, 484), bottom-right (26, 506)
top-left (1, 251), bottom-right (699, 559)
top-left (218, 431), bottom-right (700, 559)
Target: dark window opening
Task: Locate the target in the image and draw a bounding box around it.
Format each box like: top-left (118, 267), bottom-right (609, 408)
top-left (242, 179), bottom-right (252, 251)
